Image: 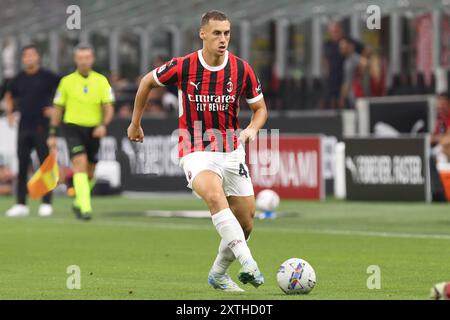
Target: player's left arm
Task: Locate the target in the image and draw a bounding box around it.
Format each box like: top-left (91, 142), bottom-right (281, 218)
top-left (239, 64), bottom-right (268, 143)
top-left (240, 98), bottom-right (268, 143)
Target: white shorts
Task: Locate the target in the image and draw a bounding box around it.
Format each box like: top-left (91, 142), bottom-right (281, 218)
top-left (179, 144), bottom-right (254, 197)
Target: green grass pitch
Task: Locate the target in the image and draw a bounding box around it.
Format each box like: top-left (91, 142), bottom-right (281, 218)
top-left (0, 194), bottom-right (449, 300)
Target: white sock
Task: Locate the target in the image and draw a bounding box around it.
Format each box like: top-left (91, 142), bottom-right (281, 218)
top-left (211, 236), bottom-right (253, 274)
top-left (212, 208), bottom-right (254, 266)
top-left (211, 239), bottom-right (235, 274)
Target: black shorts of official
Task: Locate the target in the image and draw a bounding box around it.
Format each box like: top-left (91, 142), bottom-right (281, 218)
top-left (63, 123), bottom-right (100, 164)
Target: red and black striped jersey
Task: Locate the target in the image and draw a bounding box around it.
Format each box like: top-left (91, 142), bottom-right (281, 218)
top-left (152, 50), bottom-right (263, 158)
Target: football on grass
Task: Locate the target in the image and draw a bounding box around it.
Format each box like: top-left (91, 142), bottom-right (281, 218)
top-left (430, 282), bottom-right (450, 300)
top-left (277, 258), bottom-right (316, 295)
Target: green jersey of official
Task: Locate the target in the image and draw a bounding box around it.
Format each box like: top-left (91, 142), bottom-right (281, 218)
top-left (53, 70), bottom-right (115, 127)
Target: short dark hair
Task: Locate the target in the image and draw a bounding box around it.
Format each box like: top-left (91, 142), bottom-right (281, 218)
top-left (21, 44), bottom-right (39, 54)
top-left (74, 43), bottom-right (94, 53)
top-left (201, 10), bottom-right (229, 27)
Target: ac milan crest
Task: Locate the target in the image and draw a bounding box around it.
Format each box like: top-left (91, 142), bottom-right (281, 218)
top-left (226, 78), bottom-right (233, 93)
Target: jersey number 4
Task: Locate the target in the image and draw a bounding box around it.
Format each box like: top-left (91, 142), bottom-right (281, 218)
top-left (239, 163), bottom-right (248, 178)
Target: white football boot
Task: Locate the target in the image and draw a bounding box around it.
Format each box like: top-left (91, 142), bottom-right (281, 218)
top-left (208, 272), bottom-right (245, 292)
top-left (238, 260), bottom-right (265, 288)
top-left (6, 204), bottom-right (30, 217)
top-left (38, 204), bottom-right (53, 217)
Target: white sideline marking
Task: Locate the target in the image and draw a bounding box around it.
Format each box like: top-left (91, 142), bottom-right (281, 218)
top-left (302, 229), bottom-right (450, 241)
top-left (144, 210), bottom-right (211, 218)
top-left (28, 217), bottom-right (450, 241)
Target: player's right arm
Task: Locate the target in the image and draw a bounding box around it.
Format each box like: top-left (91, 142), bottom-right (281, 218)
top-left (46, 106), bottom-right (64, 150)
top-left (47, 79), bottom-right (66, 150)
top-left (128, 58), bottom-right (179, 143)
top-left (127, 71), bottom-right (160, 143)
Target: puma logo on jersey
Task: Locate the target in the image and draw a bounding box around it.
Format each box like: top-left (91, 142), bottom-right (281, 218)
top-left (158, 64), bottom-right (167, 73)
top-left (190, 81), bottom-right (201, 90)
top-left (256, 83), bottom-right (262, 94)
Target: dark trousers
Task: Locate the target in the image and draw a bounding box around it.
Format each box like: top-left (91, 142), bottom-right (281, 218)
top-left (17, 126), bottom-right (52, 205)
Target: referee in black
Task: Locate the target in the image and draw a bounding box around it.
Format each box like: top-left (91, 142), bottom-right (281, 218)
top-left (4, 44), bottom-right (60, 218)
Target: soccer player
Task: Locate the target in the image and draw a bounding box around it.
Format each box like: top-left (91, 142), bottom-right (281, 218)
top-left (127, 11), bottom-right (268, 291)
top-left (47, 44), bottom-right (115, 221)
top-left (4, 45), bottom-right (60, 217)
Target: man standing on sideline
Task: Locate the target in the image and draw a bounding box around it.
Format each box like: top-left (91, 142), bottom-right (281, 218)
top-left (323, 21), bottom-right (344, 109)
top-left (48, 44), bottom-right (114, 221)
top-left (4, 45), bottom-right (60, 217)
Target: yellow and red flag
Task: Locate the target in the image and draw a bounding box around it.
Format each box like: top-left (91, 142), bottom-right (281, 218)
top-left (27, 152), bottom-right (59, 199)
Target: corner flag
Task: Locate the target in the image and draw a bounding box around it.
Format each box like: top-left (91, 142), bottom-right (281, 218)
top-left (27, 152), bottom-right (59, 199)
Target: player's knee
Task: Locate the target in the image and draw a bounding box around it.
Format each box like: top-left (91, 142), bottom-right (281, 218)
top-left (205, 190), bottom-right (225, 209)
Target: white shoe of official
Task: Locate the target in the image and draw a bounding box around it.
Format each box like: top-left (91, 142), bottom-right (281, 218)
top-left (6, 204), bottom-right (30, 217)
top-left (38, 204), bottom-right (53, 217)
